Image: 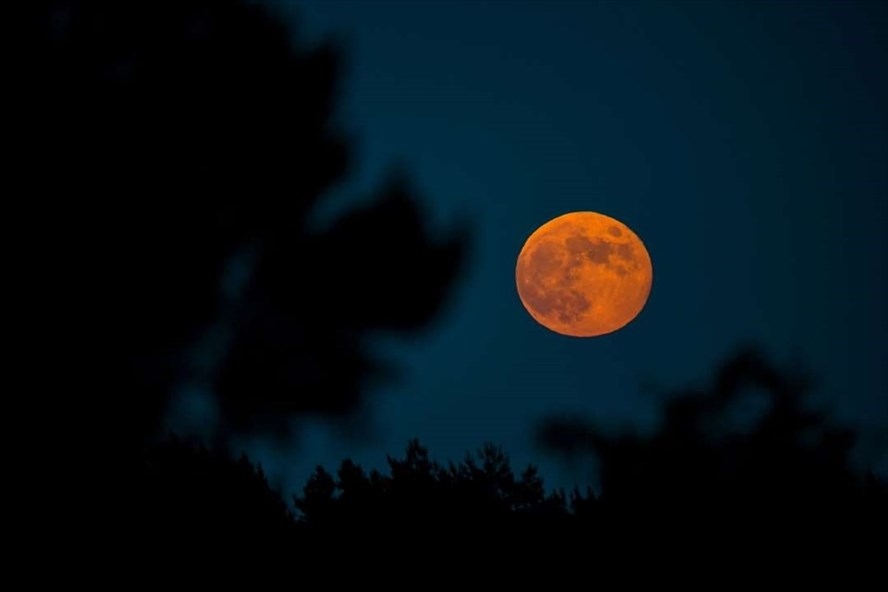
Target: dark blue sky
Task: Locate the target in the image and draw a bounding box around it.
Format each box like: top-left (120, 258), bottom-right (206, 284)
top-left (246, 0), bottom-right (887, 492)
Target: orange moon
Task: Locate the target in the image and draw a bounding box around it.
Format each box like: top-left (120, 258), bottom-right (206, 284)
top-left (515, 211), bottom-right (652, 337)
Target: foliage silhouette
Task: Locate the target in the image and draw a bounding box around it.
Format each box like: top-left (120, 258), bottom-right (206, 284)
top-left (129, 347), bottom-right (885, 567)
top-left (294, 439), bottom-right (569, 541)
top-left (139, 436), bottom-right (295, 543)
top-left (23, 0), bottom-right (468, 448)
top-left (289, 348), bottom-right (885, 564)
top-left (538, 345), bottom-right (887, 546)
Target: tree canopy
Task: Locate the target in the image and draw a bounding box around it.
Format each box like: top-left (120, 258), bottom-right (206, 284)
top-left (23, 0), bottom-right (468, 448)
top-left (135, 348), bottom-right (885, 561)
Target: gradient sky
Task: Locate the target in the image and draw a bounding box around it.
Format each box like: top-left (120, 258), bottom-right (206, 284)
top-left (244, 0), bottom-right (887, 493)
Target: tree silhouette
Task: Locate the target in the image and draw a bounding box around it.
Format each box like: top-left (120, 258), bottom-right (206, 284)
top-left (18, 1), bottom-right (469, 551)
top-left (286, 349), bottom-right (885, 564)
top-left (537, 345), bottom-right (887, 546)
top-left (138, 436), bottom-right (295, 544)
top-left (115, 345), bottom-right (885, 564)
top-left (293, 439), bottom-right (570, 550)
top-left (23, 0), bottom-right (468, 450)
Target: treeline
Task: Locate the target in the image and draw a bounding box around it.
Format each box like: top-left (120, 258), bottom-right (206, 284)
top-left (138, 349), bottom-right (887, 558)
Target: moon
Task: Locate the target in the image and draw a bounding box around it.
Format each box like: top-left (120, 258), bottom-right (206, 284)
top-left (515, 211), bottom-right (652, 337)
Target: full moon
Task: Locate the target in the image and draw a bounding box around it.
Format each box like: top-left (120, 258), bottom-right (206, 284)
top-left (515, 211), bottom-right (652, 337)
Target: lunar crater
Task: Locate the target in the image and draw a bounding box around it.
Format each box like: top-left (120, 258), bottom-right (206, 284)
top-left (516, 211), bottom-right (652, 337)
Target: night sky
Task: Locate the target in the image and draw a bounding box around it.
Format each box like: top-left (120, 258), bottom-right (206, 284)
top-left (236, 0), bottom-right (887, 493)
